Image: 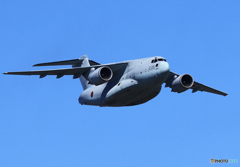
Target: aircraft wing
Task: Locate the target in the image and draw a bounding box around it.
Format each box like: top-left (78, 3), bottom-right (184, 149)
top-left (3, 63), bottom-right (128, 78)
top-left (165, 71), bottom-right (228, 96)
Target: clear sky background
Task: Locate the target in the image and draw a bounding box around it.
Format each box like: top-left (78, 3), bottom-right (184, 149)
top-left (0, 0), bottom-right (239, 166)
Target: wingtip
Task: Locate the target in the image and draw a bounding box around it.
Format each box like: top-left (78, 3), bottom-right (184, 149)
top-left (3, 72), bottom-right (8, 74)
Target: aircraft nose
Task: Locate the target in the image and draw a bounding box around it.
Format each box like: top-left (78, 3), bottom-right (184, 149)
top-left (160, 61), bottom-right (170, 75)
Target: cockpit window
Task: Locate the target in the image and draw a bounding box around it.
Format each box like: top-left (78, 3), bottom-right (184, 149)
top-left (152, 58), bottom-right (167, 63)
top-left (158, 58), bottom-right (167, 62)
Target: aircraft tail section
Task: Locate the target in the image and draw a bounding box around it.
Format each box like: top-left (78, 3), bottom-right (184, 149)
top-left (33, 54), bottom-right (99, 90)
top-left (78, 55), bottom-right (92, 90)
top-left (33, 56), bottom-right (100, 67)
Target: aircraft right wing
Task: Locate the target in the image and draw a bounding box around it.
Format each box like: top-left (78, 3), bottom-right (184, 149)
top-left (3, 63), bottom-right (128, 79)
top-left (4, 67), bottom-right (91, 78)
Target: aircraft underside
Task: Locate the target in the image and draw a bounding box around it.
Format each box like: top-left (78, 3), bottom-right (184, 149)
top-left (104, 84), bottom-right (162, 107)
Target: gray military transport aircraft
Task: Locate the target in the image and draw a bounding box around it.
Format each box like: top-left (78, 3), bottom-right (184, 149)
top-left (4, 55), bottom-right (227, 106)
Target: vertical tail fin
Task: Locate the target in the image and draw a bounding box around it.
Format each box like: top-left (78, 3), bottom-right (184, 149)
top-left (78, 55), bottom-right (91, 90)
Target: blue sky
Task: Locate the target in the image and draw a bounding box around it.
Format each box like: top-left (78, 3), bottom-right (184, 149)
top-left (1, 0), bottom-right (239, 166)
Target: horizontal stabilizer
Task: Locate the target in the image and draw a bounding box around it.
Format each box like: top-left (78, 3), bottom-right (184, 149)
top-left (33, 59), bottom-right (100, 67)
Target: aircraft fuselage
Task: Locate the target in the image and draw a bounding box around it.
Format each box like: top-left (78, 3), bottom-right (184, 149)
top-left (78, 57), bottom-right (170, 106)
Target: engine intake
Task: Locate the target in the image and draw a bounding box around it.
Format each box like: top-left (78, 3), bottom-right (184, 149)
top-left (172, 74), bottom-right (194, 93)
top-left (88, 66), bottom-right (113, 85)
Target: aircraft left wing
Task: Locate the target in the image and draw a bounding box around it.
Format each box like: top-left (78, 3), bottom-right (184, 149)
top-left (165, 71), bottom-right (228, 96)
top-left (3, 63), bottom-right (128, 79)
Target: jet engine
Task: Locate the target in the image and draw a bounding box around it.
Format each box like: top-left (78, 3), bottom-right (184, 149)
top-left (88, 66), bottom-right (113, 85)
top-left (172, 74), bottom-right (194, 93)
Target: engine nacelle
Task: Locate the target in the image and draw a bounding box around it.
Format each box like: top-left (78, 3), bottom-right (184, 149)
top-left (88, 66), bottom-right (113, 85)
top-left (172, 74), bottom-right (194, 93)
